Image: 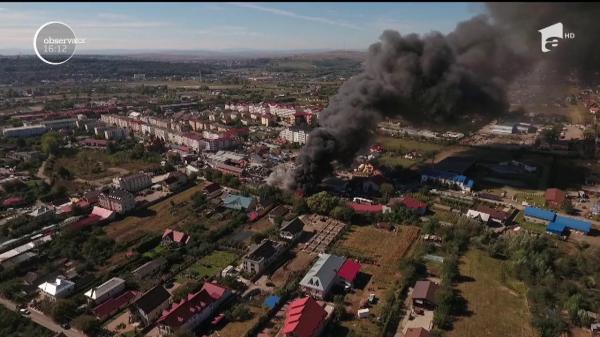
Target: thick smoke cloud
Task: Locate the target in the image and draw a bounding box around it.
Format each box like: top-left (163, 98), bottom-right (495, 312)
top-left (270, 3), bottom-right (600, 192)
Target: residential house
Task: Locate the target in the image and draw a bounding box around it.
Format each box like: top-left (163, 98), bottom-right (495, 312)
top-left (269, 205), bottom-right (289, 224)
top-left (157, 282), bottom-right (231, 336)
top-left (92, 290), bottom-right (138, 321)
top-left (129, 285), bottom-right (172, 327)
top-left (161, 171), bottom-right (188, 192)
top-left (300, 254), bottom-right (361, 299)
top-left (85, 277), bottom-right (126, 305)
top-left (347, 202), bottom-right (391, 214)
top-left (282, 296), bottom-right (329, 337)
top-left (411, 280), bottom-right (438, 309)
top-left (404, 327), bottom-right (433, 337)
top-left (466, 205), bottom-right (511, 226)
top-left (203, 182), bottom-right (221, 198)
top-left (242, 239), bottom-right (286, 276)
top-left (390, 197), bottom-right (428, 215)
top-left (280, 217), bottom-right (304, 242)
top-left (336, 259), bottom-right (362, 289)
top-left (38, 277), bottom-right (75, 301)
top-left (545, 188), bottom-right (566, 209)
top-left (131, 258), bottom-right (166, 280)
top-left (161, 229), bottom-right (191, 248)
top-left (223, 194), bottom-right (256, 211)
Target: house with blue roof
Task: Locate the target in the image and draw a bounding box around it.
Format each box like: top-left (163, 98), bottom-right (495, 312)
top-left (223, 194), bottom-right (256, 211)
top-left (421, 169), bottom-right (474, 192)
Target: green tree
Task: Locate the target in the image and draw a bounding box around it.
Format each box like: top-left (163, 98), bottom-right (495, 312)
top-left (50, 299), bottom-right (77, 323)
top-left (72, 315), bottom-right (99, 333)
top-left (306, 191), bottom-right (340, 215)
top-left (379, 183), bottom-right (395, 202)
top-left (41, 132), bottom-right (62, 155)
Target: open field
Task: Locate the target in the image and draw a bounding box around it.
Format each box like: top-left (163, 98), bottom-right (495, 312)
top-left (105, 184), bottom-right (208, 243)
top-left (333, 225), bottom-right (421, 336)
top-left (377, 136), bottom-right (447, 153)
top-left (53, 149), bottom-right (159, 181)
top-left (178, 250), bottom-right (238, 281)
top-left (378, 153), bottom-right (418, 168)
top-left (270, 250), bottom-right (316, 288)
top-left (213, 304), bottom-right (267, 337)
top-left (445, 249), bottom-right (535, 337)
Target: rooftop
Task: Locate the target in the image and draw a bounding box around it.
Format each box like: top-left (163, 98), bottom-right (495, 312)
top-left (85, 277), bottom-right (125, 300)
top-left (282, 296), bottom-right (327, 337)
top-left (412, 280), bottom-right (438, 304)
top-left (300, 254), bottom-right (346, 292)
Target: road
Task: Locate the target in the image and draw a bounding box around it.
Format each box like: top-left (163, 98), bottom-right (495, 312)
top-left (0, 297), bottom-right (87, 337)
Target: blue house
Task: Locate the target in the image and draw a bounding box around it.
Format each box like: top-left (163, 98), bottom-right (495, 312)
top-left (223, 194), bottom-right (256, 211)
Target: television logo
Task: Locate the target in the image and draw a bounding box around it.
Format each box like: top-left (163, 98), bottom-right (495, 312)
top-left (538, 22), bottom-right (575, 53)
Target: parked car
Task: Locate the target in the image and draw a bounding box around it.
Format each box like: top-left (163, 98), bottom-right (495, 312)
top-left (19, 308), bottom-right (30, 315)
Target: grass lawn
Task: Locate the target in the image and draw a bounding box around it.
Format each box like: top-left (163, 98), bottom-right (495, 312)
top-left (143, 244), bottom-right (168, 259)
top-left (53, 149), bottom-right (159, 180)
top-left (333, 225), bottom-right (421, 337)
top-left (178, 250), bottom-right (238, 281)
top-left (445, 249), bottom-right (535, 337)
top-left (105, 184), bottom-right (212, 244)
top-left (514, 191), bottom-right (545, 207)
top-left (377, 153), bottom-right (418, 169)
top-left (377, 136), bottom-right (446, 153)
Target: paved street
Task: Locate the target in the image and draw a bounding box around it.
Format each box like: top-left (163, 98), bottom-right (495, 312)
top-left (0, 297), bottom-right (87, 337)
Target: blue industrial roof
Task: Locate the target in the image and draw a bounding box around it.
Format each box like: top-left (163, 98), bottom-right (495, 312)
top-left (524, 207), bottom-right (556, 222)
top-left (422, 169), bottom-right (474, 188)
top-left (546, 221), bottom-right (566, 235)
top-left (553, 215), bottom-right (591, 234)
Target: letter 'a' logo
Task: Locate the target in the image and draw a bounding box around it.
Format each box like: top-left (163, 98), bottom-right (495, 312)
top-left (538, 22), bottom-right (564, 53)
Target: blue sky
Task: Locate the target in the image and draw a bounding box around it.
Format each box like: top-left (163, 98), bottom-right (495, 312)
top-left (0, 2), bottom-right (486, 51)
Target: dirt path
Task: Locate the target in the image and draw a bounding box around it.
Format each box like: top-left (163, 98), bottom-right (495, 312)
top-left (35, 155), bottom-right (53, 185)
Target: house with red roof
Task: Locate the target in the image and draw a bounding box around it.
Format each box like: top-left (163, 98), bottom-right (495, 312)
top-left (2, 196), bottom-right (24, 208)
top-left (390, 197), bottom-right (428, 215)
top-left (545, 188), bottom-right (566, 209)
top-left (282, 296), bottom-right (330, 337)
top-left (161, 229), bottom-right (191, 248)
top-left (347, 202), bottom-right (391, 214)
top-left (404, 327), bottom-right (433, 337)
top-left (336, 259), bottom-right (362, 288)
top-left (92, 290), bottom-right (138, 321)
top-left (157, 282), bottom-right (231, 336)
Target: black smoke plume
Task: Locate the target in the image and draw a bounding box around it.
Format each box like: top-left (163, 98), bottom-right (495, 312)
top-left (271, 3), bottom-right (600, 192)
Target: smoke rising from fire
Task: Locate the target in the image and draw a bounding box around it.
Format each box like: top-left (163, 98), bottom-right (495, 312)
top-left (269, 3), bottom-right (600, 192)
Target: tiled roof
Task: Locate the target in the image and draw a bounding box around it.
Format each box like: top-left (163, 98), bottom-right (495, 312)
top-left (282, 297), bottom-right (327, 337)
top-left (158, 282), bottom-right (228, 328)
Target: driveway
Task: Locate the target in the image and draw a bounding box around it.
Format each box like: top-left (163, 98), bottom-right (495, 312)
top-left (0, 296), bottom-right (87, 337)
